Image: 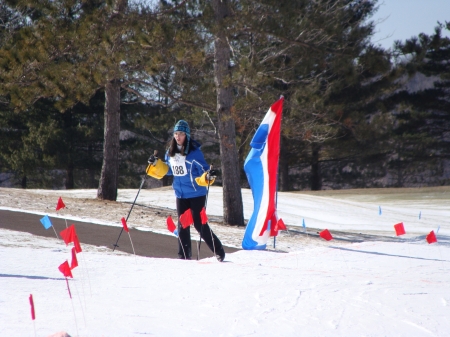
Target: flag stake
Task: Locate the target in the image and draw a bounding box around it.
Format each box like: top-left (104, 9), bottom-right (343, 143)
top-left (79, 253), bottom-right (92, 297)
top-left (29, 294), bottom-right (37, 337)
top-left (167, 216), bottom-right (187, 259)
top-left (51, 225), bottom-right (60, 240)
top-left (72, 275), bottom-right (87, 327)
top-left (65, 277), bottom-right (80, 337)
top-left (127, 231), bottom-right (137, 263)
top-left (77, 259), bottom-right (88, 309)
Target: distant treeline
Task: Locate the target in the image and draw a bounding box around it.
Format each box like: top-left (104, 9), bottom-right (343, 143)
top-left (1, 1), bottom-right (449, 193)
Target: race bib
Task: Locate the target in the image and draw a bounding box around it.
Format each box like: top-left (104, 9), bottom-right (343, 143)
top-left (169, 154), bottom-right (188, 176)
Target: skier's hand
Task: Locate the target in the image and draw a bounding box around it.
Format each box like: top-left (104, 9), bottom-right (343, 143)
top-left (146, 158), bottom-right (169, 179)
top-left (206, 170), bottom-right (217, 181)
top-left (195, 171), bottom-right (216, 186)
top-left (148, 154), bottom-right (158, 165)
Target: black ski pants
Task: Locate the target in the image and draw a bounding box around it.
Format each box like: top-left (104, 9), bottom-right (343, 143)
top-left (176, 195), bottom-right (223, 259)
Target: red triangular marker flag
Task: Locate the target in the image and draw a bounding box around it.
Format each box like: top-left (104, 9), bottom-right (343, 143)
top-left (121, 217), bottom-right (129, 233)
top-left (167, 216), bottom-right (176, 233)
top-left (74, 234), bottom-right (82, 253)
top-left (426, 230), bottom-right (437, 244)
top-left (319, 229), bottom-right (333, 241)
top-left (394, 222), bottom-right (406, 236)
top-left (180, 209), bottom-right (193, 229)
top-left (60, 225), bottom-right (82, 252)
top-left (60, 225), bottom-right (76, 245)
top-left (70, 247), bottom-right (78, 269)
top-left (58, 261), bottom-right (73, 278)
top-left (200, 207), bottom-right (208, 225)
top-left (275, 218), bottom-right (287, 231)
top-left (29, 294), bottom-right (35, 320)
top-left (56, 197), bottom-right (66, 211)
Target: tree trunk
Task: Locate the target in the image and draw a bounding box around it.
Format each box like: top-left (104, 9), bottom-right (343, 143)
top-left (97, 79), bottom-right (121, 200)
top-left (97, 0), bottom-right (127, 200)
top-left (212, 0), bottom-right (244, 226)
top-left (310, 143), bottom-right (322, 190)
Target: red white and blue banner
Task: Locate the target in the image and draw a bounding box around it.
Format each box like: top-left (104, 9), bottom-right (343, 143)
top-left (242, 97), bottom-right (284, 250)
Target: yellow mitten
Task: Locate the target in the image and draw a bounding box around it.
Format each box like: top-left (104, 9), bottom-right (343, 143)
top-left (146, 159), bottom-right (169, 179)
top-left (195, 172), bottom-right (215, 186)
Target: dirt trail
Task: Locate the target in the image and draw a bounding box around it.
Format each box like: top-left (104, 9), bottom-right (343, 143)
top-left (0, 187), bottom-right (410, 253)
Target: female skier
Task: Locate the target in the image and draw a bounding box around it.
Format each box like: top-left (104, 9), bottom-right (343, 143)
top-left (146, 120), bottom-right (226, 261)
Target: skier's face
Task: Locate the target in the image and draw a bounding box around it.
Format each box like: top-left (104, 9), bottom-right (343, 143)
top-left (174, 131), bottom-right (186, 146)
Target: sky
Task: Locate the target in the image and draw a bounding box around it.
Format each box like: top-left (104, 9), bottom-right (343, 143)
top-left (1, 188), bottom-right (450, 336)
top-left (370, 0), bottom-right (450, 49)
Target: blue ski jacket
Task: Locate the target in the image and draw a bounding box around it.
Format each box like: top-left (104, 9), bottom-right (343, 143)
top-left (165, 141), bottom-right (210, 199)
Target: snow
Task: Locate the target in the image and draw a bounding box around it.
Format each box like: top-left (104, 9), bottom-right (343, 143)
top-left (1, 187), bottom-right (450, 336)
top-left (19, 186), bottom-right (450, 236)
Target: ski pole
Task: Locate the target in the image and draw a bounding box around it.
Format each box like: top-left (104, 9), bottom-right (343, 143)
top-left (112, 150), bottom-right (157, 251)
top-left (205, 165), bottom-right (217, 256)
top-left (112, 176), bottom-right (146, 251)
top-left (197, 165), bottom-right (214, 260)
top-left (205, 165), bottom-right (213, 209)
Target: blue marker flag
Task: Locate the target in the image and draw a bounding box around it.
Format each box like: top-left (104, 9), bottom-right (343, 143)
top-left (302, 218), bottom-right (306, 229)
top-left (437, 225), bottom-right (440, 234)
top-left (378, 206), bottom-right (382, 215)
top-left (40, 215), bottom-right (52, 230)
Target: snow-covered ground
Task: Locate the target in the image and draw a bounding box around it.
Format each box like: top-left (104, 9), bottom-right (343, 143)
top-left (1, 187), bottom-right (449, 336)
top-left (14, 186), bottom-right (450, 235)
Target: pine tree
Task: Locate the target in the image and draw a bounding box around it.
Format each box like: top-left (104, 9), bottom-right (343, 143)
top-left (0, 94), bottom-right (104, 188)
top-left (383, 23), bottom-right (450, 187)
top-left (117, 1), bottom-right (246, 225)
top-left (229, 0), bottom-right (396, 190)
top-left (0, 0), bottom-right (183, 196)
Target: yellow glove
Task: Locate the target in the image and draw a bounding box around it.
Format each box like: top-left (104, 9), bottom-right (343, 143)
top-left (195, 172), bottom-right (216, 186)
top-left (145, 159), bottom-right (169, 179)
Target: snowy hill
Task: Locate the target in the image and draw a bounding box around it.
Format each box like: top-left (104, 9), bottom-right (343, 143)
top-left (0, 186), bottom-right (449, 336)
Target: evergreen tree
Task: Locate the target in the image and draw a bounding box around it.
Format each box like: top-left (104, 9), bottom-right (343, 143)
top-left (229, 0), bottom-right (396, 190)
top-left (0, 0), bottom-right (182, 196)
top-left (0, 94), bottom-right (104, 189)
top-left (0, 3), bottom-right (29, 186)
top-left (384, 22), bottom-right (450, 186)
